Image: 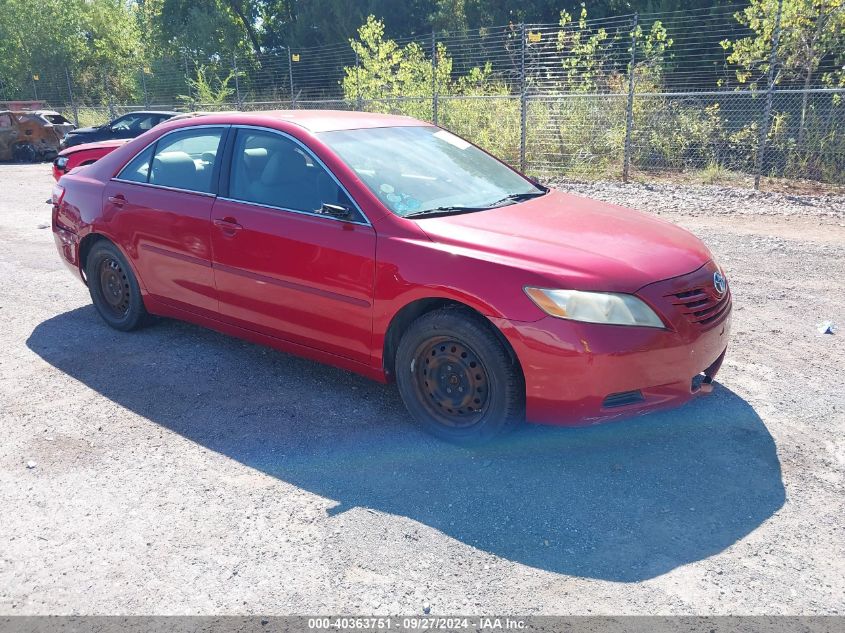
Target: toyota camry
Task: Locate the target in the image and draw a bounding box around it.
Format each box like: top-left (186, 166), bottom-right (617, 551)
top-left (51, 110), bottom-right (731, 443)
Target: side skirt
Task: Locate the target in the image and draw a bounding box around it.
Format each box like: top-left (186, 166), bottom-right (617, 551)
top-left (142, 295), bottom-right (389, 384)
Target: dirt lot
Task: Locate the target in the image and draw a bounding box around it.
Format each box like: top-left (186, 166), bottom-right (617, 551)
top-left (1, 164), bottom-right (843, 615)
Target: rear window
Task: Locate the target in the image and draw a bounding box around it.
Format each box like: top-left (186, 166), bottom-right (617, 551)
top-left (45, 114), bottom-right (71, 125)
top-left (117, 127), bottom-right (224, 193)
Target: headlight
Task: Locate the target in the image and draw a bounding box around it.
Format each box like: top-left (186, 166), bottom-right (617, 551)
top-left (55, 156), bottom-right (69, 169)
top-left (524, 287), bottom-right (665, 328)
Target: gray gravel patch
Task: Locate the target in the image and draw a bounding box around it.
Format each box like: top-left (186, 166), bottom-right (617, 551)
top-left (552, 179), bottom-right (845, 222)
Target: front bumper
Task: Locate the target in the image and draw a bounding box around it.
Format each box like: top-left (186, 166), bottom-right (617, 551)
top-left (493, 262), bottom-right (731, 426)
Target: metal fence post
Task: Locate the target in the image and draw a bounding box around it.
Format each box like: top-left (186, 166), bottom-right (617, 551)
top-left (103, 73), bottom-right (116, 120)
top-left (755, 0), bottom-right (783, 191)
top-left (431, 31), bottom-right (438, 125)
top-left (183, 52), bottom-right (192, 104)
top-left (233, 52), bottom-right (242, 110)
top-left (288, 50), bottom-right (296, 108)
top-left (65, 67), bottom-right (79, 127)
top-left (622, 13), bottom-right (638, 184)
top-left (519, 23), bottom-right (527, 173)
top-left (355, 50), bottom-right (363, 111)
top-left (141, 67), bottom-right (149, 109)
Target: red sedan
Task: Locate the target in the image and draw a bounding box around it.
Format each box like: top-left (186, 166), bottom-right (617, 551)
top-left (51, 111), bottom-right (730, 443)
top-left (52, 139), bottom-right (126, 181)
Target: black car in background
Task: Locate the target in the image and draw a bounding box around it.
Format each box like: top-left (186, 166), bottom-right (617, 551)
top-left (61, 110), bottom-right (178, 148)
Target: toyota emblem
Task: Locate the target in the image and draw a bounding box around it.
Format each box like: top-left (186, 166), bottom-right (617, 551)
top-left (713, 271), bottom-right (727, 296)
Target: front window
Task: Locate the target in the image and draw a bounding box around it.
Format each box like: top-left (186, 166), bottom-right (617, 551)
top-left (111, 114), bottom-right (157, 132)
top-left (318, 126), bottom-right (544, 217)
top-left (228, 128), bottom-right (355, 216)
top-left (110, 115), bottom-right (138, 131)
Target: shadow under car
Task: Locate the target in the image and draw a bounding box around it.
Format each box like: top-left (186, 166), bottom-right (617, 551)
top-left (27, 306), bottom-right (785, 582)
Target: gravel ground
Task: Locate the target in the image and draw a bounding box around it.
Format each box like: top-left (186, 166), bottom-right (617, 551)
top-left (1, 164), bottom-right (843, 615)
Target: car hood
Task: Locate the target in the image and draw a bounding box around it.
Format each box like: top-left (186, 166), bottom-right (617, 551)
top-left (60, 138), bottom-right (127, 155)
top-left (414, 189), bottom-right (713, 293)
top-left (68, 126), bottom-right (102, 135)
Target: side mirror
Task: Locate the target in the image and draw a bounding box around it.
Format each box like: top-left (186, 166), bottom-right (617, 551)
top-left (318, 203), bottom-right (353, 221)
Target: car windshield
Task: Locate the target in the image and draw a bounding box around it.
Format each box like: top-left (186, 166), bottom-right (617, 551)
top-left (318, 126), bottom-right (544, 217)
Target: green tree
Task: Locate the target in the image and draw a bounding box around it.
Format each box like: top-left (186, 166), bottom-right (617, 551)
top-left (556, 6), bottom-right (672, 93)
top-left (342, 16), bottom-right (452, 102)
top-left (177, 65), bottom-right (238, 109)
top-left (721, 0), bottom-right (845, 142)
top-left (0, 0), bottom-right (144, 102)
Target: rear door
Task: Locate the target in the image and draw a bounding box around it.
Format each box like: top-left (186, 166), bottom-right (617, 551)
top-left (210, 126), bottom-right (376, 364)
top-left (103, 125), bottom-right (227, 318)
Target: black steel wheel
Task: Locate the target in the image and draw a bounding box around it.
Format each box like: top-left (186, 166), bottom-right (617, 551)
top-left (396, 306), bottom-right (524, 444)
top-left (412, 337), bottom-right (490, 428)
top-left (85, 240), bottom-right (149, 331)
top-left (98, 256), bottom-right (131, 318)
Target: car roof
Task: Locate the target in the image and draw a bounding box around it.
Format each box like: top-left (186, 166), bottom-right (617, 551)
top-left (165, 110), bottom-right (430, 133)
top-left (120, 110), bottom-right (179, 116)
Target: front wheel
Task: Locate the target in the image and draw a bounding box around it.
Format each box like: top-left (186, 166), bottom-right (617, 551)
top-left (395, 307), bottom-right (524, 445)
top-left (85, 240), bottom-right (149, 331)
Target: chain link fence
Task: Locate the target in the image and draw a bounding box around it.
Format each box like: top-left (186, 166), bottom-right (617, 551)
top-left (3, 5), bottom-right (843, 186)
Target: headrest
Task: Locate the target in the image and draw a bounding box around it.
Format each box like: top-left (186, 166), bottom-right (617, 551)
top-left (151, 151), bottom-right (196, 187)
top-left (260, 148), bottom-right (308, 186)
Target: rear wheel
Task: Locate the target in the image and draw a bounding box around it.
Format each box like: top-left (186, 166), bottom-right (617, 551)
top-left (12, 143), bottom-right (36, 163)
top-left (85, 241), bottom-right (148, 331)
top-left (395, 307), bottom-right (524, 445)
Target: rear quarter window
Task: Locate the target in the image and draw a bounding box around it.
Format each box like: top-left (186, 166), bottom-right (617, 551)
top-left (117, 145), bottom-right (154, 183)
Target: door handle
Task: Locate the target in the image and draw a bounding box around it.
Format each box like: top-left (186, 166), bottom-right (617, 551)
top-left (107, 194), bottom-right (126, 207)
top-left (214, 218), bottom-right (243, 235)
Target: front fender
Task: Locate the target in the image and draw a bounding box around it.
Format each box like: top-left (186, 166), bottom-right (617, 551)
top-left (371, 234), bottom-right (549, 371)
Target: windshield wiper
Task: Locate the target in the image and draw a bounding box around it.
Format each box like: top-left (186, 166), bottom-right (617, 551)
top-left (404, 187), bottom-right (550, 219)
top-left (488, 188), bottom-right (549, 206)
top-left (404, 205), bottom-right (490, 219)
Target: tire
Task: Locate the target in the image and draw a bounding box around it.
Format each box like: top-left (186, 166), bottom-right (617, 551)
top-left (12, 143), bottom-right (36, 163)
top-left (395, 306), bottom-right (524, 445)
top-left (85, 240), bottom-right (149, 331)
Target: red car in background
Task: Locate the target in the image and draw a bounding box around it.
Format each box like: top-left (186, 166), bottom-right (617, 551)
top-left (50, 111), bottom-right (731, 444)
top-left (52, 139), bottom-right (126, 181)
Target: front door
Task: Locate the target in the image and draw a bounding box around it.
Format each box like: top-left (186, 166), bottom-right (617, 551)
top-left (103, 126), bottom-right (227, 317)
top-left (210, 127), bottom-right (376, 364)
top-left (0, 112), bottom-right (18, 160)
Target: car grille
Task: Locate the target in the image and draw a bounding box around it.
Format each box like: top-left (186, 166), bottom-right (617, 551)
top-left (665, 285), bottom-right (731, 329)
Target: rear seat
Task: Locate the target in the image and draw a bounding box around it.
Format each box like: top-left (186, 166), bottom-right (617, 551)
top-left (151, 151), bottom-right (199, 190)
top-left (151, 150), bottom-right (214, 192)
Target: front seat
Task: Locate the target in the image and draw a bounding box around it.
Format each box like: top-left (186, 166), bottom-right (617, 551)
top-left (253, 148), bottom-right (319, 212)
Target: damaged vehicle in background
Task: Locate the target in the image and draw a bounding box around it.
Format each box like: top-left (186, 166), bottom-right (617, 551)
top-left (0, 110), bottom-right (63, 162)
top-left (33, 110), bottom-right (76, 137)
